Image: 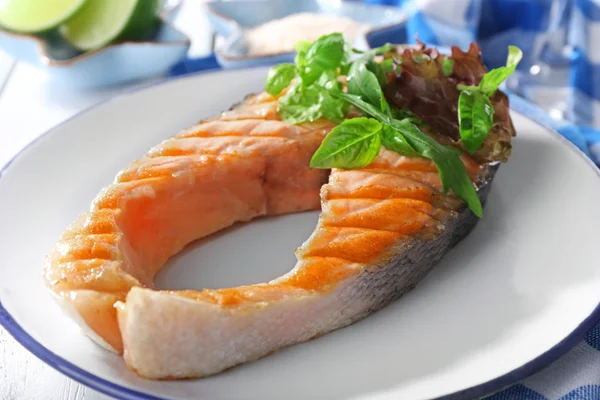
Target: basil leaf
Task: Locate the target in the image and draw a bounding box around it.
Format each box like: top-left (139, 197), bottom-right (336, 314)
top-left (506, 45), bottom-right (523, 68)
top-left (381, 59), bottom-right (394, 73)
top-left (317, 89), bottom-right (347, 123)
top-left (278, 82), bottom-right (319, 123)
top-left (478, 46), bottom-right (523, 96)
top-left (299, 68), bottom-right (323, 87)
top-left (454, 46), bottom-right (520, 155)
top-left (310, 117), bottom-right (382, 169)
top-left (347, 45), bottom-right (396, 112)
top-left (333, 91), bottom-right (482, 217)
top-left (350, 44), bottom-right (393, 87)
top-left (381, 125), bottom-right (419, 157)
top-left (478, 69), bottom-right (511, 96)
top-left (367, 58), bottom-right (388, 86)
top-left (306, 33), bottom-right (345, 69)
top-left (391, 107), bottom-right (424, 125)
top-left (391, 118), bottom-right (482, 217)
top-left (265, 63), bottom-right (296, 96)
top-left (317, 70), bottom-right (342, 91)
top-left (295, 45), bottom-right (307, 67)
top-left (457, 84), bottom-right (478, 92)
top-left (297, 33), bottom-right (345, 86)
top-left (279, 82), bottom-right (345, 124)
top-left (340, 61), bottom-right (352, 77)
top-left (333, 92), bottom-right (387, 123)
top-left (347, 62), bottom-right (386, 110)
top-left (276, 34), bottom-right (349, 123)
top-left (442, 58), bottom-right (454, 76)
top-left (278, 39), bottom-right (394, 121)
top-left (457, 90), bottom-right (495, 154)
top-left (294, 40), bottom-right (311, 53)
top-left (339, 48), bottom-right (353, 76)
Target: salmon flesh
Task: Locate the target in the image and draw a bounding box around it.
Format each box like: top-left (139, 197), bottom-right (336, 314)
top-left (45, 88), bottom-right (502, 379)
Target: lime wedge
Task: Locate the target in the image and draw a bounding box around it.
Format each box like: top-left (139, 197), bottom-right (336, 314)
top-left (0, 0), bottom-right (87, 33)
top-left (60, 0), bottom-right (159, 51)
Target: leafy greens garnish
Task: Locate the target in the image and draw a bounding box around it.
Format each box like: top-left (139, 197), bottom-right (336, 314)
top-left (456, 46), bottom-right (522, 154)
top-left (330, 91), bottom-right (482, 217)
top-left (264, 33), bottom-right (349, 124)
top-left (310, 117), bottom-right (382, 169)
top-left (278, 81), bottom-right (346, 124)
top-left (457, 88), bottom-right (495, 154)
top-left (314, 48), bottom-right (482, 217)
top-left (265, 63), bottom-right (296, 97)
top-left (347, 45), bottom-right (394, 113)
top-left (382, 43), bottom-right (516, 163)
top-left (264, 35), bottom-right (521, 217)
top-left (478, 46), bottom-right (523, 96)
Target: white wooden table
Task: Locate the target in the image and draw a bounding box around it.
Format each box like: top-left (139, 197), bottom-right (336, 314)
top-left (0, 2), bottom-right (212, 398)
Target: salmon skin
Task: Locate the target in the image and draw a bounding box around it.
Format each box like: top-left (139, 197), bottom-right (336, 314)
top-left (45, 87), bottom-right (503, 379)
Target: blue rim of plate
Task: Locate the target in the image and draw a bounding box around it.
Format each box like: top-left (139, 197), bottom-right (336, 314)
top-left (0, 66), bottom-right (600, 400)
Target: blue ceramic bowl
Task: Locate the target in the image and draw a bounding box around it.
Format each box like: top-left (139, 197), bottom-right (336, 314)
top-left (0, 8), bottom-right (190, 88)
top-left (205, 0), bottom-right (411, 69)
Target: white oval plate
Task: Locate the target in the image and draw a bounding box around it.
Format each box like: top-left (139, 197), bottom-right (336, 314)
top-left (1, 68), bottom-right (600, 400)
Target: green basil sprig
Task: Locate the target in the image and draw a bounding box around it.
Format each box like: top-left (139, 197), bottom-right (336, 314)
top-left (278, 77), bottom-right (346, 124)
top-left (457, 89), bottom-right (495, 154)
top-left (347, 46), bottom-right (393, 113)
top-left (328, 92), bottom-right (483, 217)
top-left (330, 45), bottom-right (418, 159)
top-left (265, 63), bottom-right (296, 97)
top-left (264, 35), bottom-right (522, 217)
top-left (310, 56), bottom-right (482, 216)
top-left (479, 46), bottom-right (523, 96)
top-left (264, 33), bottom-right (349, 124)
top-left (310, 117), bottom-right (382, 169)
top-left (264, 36), bottom-right (394, 126)
top-left (456, 46), bottom-right (523, 154)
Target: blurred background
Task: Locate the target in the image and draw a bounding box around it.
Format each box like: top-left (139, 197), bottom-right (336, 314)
top-left (0, 0), bottom-right (599, 399)
top-left (0, 0), bottom-right (598, 171)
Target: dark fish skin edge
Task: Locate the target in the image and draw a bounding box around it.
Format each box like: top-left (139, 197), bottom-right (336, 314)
top-left (345, 163), bottom-right (500, 323)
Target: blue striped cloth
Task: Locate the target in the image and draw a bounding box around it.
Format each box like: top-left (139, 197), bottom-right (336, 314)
top-left (170, 1), bottom-right (600, 398)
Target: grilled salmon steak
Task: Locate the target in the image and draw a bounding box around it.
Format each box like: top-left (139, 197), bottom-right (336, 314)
top-left (44, 44), bottom-right (514, 379)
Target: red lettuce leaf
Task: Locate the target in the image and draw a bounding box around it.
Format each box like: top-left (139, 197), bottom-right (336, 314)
top-left (382, 41), bottom-right (515, 163)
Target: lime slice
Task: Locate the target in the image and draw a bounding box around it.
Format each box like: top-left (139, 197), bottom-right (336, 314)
top-left (0, 0), bottom-right (87, 33)
top-left (60, 0), bottom-right (159, 51)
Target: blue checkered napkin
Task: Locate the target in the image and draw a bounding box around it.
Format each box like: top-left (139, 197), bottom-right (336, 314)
top-left (486, 324), bottom-right (600, 399)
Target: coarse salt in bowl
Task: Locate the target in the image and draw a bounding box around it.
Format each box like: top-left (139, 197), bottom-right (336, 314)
top-left (205, 0), bottom-right (409, 69)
